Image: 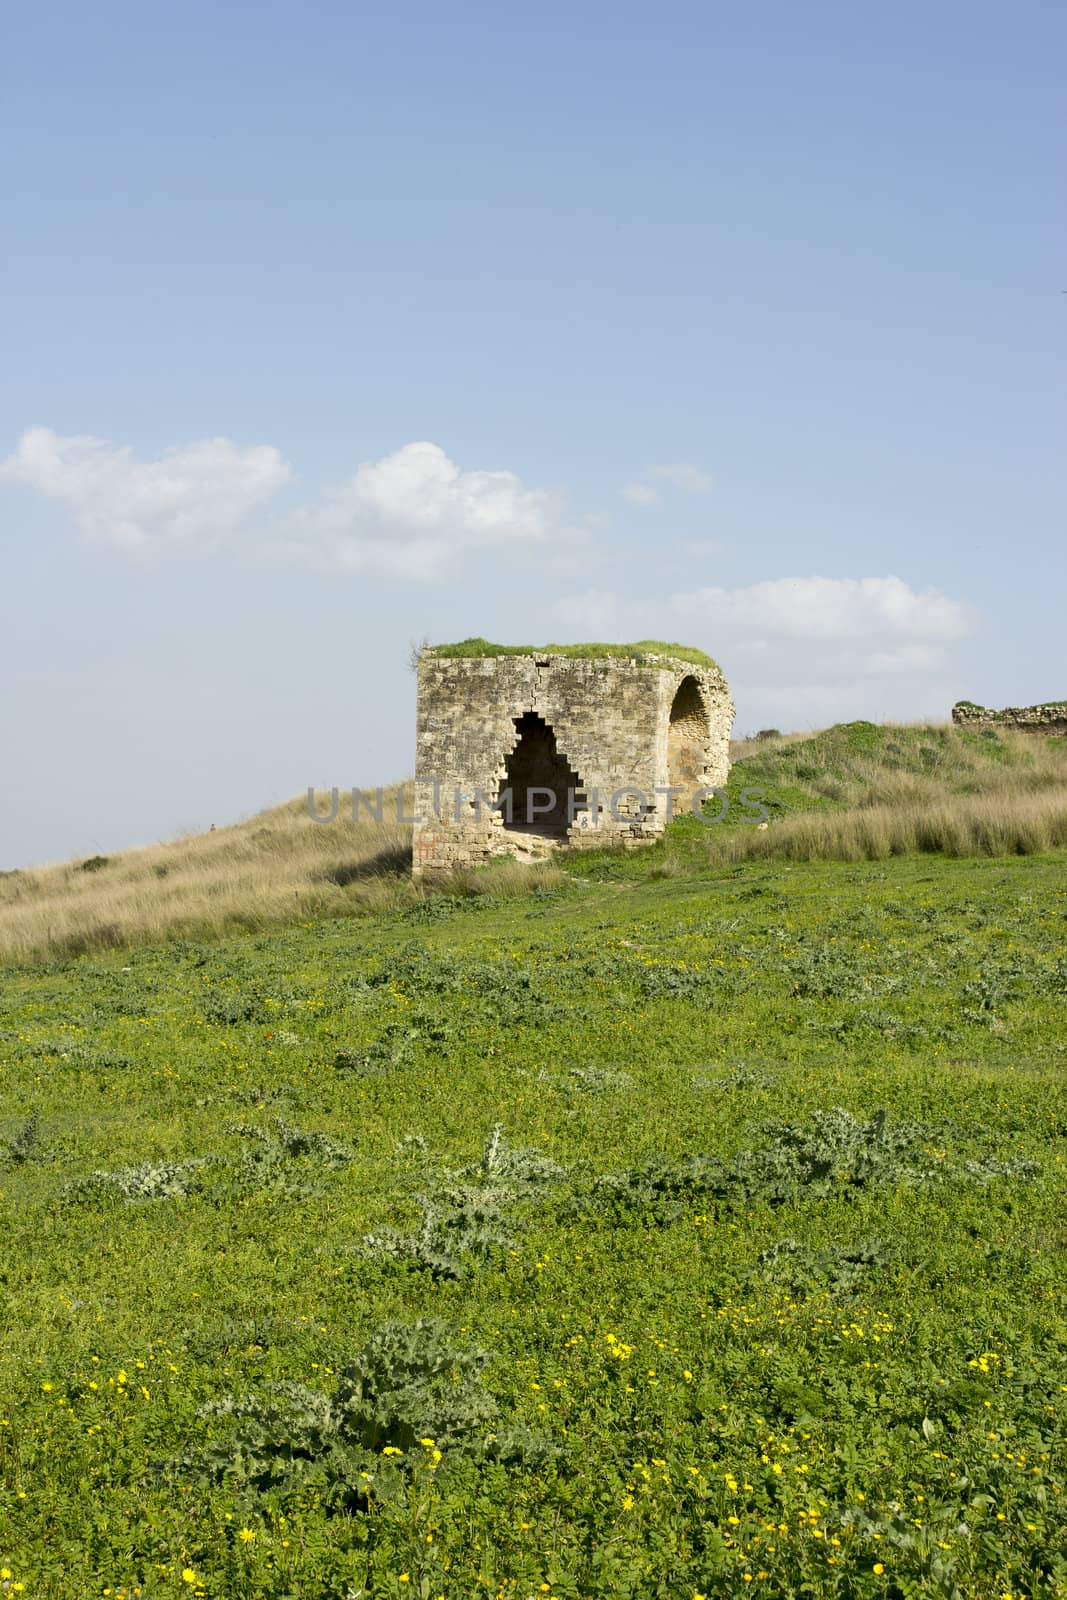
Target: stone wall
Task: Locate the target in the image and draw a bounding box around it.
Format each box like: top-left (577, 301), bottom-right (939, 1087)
top-left (952, 700), bottom-right (1067, 737)
top-left (413, 651), bottom-right (734, 877)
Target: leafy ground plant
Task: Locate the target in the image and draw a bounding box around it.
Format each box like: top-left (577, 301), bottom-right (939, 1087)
top-left (581, 1106), bottom-right (1039, 1221)
top-left (363, 1125), bottom-right (564, 1278)
top-left (753, 1236), bottom-right (893, 1294)
top-left (62, 1157), bottom-right (206, 1205)
top-left (1, 1110), bottom-right (46, 1165)
top-left (180, 1318), bottom-right (550, 1507)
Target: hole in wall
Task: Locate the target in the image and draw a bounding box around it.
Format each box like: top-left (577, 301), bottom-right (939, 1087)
top-left (500, 712), bottom-right (583, 837)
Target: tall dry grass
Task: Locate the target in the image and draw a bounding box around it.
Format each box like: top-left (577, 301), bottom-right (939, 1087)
top-left (711, 789), bottom-right (1067, 863)
top-left (729, 727), bottom-right (821, 761)
top-left (711, 725), bottom-right (1067, 863)
top-left (0, 786), bottom-right (561, 964)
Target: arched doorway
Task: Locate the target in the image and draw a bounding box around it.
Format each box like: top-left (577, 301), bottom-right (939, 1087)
top-left (500, 712), bottom-right (583, 838)
top-left (668, 676), bottom-right (708, 803)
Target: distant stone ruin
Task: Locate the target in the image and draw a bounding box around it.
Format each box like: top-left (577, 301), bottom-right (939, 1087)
top-left (413, 641), bottom-right (734, 877)
top-left (952, 700), bottom-right (1067, 737)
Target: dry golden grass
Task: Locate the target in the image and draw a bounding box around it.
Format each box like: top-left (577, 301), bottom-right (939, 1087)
top-left (711, 788), bottom-right (1067, 864)
top-left (0, 787), bottom-right (563, 964)
top-left (728, 727), bottom-right (820, 761)
top-left (0, 787), bottom-right (559, 960)
top-left (0, 788), bottom-right (412, 963)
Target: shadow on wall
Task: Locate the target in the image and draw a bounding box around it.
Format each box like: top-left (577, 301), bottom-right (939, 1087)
top-left (668, 676), bottom-right (708, 800)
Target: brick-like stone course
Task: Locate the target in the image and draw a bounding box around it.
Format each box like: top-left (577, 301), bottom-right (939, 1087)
top-left (413, 650), bottom-right (734, 877)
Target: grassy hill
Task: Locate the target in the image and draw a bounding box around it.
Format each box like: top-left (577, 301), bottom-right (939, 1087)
top-left (3, 721), bottom-right (1067, 964)
top-left (648, 718), bottom-right (1067, 867)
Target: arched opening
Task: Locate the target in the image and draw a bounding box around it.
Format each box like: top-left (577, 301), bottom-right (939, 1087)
top-left (668, 676), bottom-right (708, 802)
top-left (500, 712), bottom-right (583, 838)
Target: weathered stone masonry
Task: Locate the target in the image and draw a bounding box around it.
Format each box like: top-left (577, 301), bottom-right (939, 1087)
top-left (952, 700), bottom-right (1067, 737)
top-left (412, 649), bottom-right (734, 877)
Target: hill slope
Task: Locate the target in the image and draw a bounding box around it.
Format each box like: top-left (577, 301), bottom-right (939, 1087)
top-left (3, 722), bottom-right (1067, 962)
top-left (675, 718), bottom-right (1067, 865)
top-left (0, 787), bottom-right (416, 962)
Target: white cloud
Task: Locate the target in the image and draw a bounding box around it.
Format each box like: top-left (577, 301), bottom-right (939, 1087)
top-left (556, 575), bottom-right (975, 646)
top-left (298, 441), bottom-right (557, 576)
top-left (1, 429), bottom-right (562, 578)
top-left (653, 462), bottom-right (714, 493)
top-left (623, 481), bottom-right (659, 506)
top-left (319, 441), bottom-right (552, 539)
top-left (672, 575), bottom-right (975, 642)
top-left (552, 575), bottom-right (978, 724)
top-left (0, 426), bottom-right (292, 548)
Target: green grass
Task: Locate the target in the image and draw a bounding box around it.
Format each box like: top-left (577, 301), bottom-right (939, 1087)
top-left (725, 720), bottom-right (1057, 816)
top-left (426, 638), bottom-right (720, 669)
top-left (1, 849), bottom-right (1065, 1599)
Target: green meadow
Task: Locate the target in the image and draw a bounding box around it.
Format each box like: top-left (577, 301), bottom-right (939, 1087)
top-left (1, 730), bottom-right (1066, 1599)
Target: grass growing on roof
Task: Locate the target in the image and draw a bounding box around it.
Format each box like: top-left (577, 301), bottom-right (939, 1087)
top-left (426, 637), bottom-right (720, 668)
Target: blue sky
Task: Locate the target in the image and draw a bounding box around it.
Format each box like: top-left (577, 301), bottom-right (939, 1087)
top-left (2, 1), bottom-right (1064, 867)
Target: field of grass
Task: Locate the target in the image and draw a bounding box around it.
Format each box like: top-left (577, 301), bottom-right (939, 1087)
top-left (1, 826), bottom-right (1065, 1597)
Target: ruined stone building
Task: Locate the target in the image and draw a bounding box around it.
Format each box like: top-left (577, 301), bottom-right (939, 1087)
top-left (952, 699), bottom-right (1067, 737)
top-left (412, 642), bottom-right (734, 877)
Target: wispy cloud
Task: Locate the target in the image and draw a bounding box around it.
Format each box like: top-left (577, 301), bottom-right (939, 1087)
top-left (681, 538), bottom-right (724, 561)
top-left (623, 460), bottom-right (714, 505)
top-left (623, 481), bottom-right (660, 506)
top-left (653, 462), bottom-right (713, 492)
top-left (692, 575), bottom-right (974, 641)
